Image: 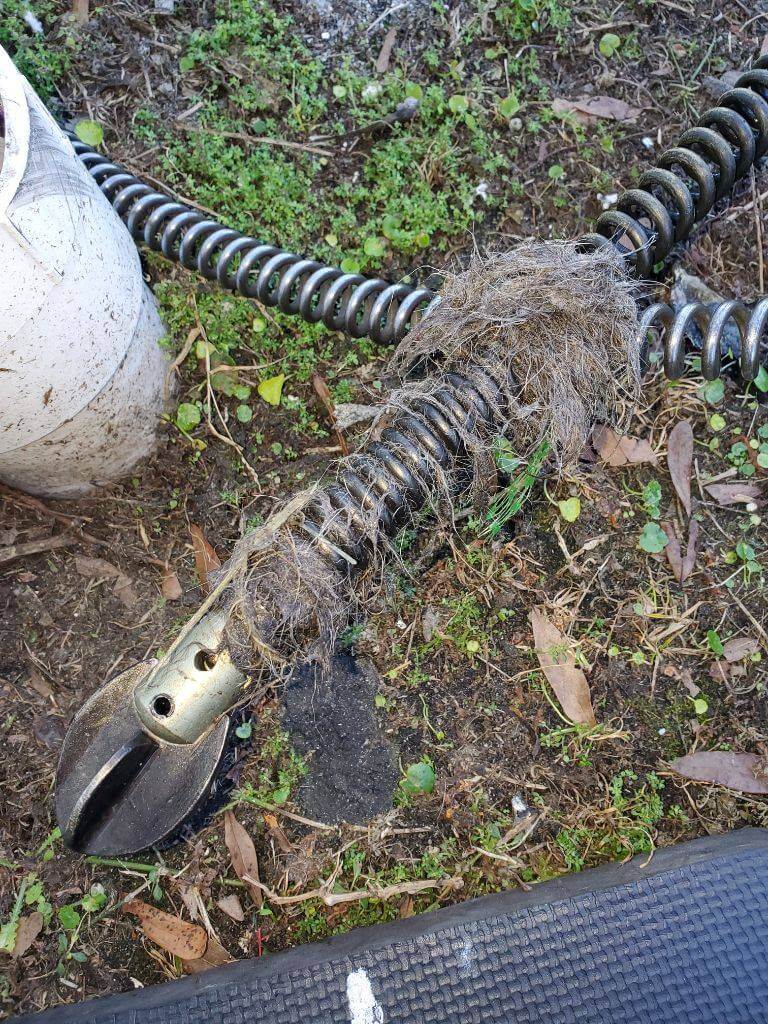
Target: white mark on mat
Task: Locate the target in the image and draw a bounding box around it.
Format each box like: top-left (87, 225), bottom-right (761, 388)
top-left (347, 968), bottom-right (384, 1024)
top-left (458, 938), bottom-right (476, 977)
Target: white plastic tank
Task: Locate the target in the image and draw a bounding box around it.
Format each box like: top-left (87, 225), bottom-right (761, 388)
top-left (0, 44), bottom-right (169, 498)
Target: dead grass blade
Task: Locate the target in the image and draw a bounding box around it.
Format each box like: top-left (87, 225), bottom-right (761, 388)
top-left (224, 809), bottom-right (263, 909)
top-left (667, 420), bottom-right (693, 516)
top-left (670, 751), bottom-right (768, 794)
top-left (529, 607), bottom-right (596, 725)
top-left (123, 900), bottom-right (207, 959)
top-left (242, 874), bottom-right (463, 907)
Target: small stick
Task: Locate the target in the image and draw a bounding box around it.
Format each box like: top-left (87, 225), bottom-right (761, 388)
top-left (242, 873), bottom-right (462, 908)
top-left (0, 483), bottom-right (99, 538)
top-left (173, 122), bottom-right (333, 158)
top-left (0, 535), bottom-right (76, 565)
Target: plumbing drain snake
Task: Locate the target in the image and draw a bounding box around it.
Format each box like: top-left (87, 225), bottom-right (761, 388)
top-left (210, 241), bottom-right (641, 675)
top-left (53, 51), bottom-right (768, 855)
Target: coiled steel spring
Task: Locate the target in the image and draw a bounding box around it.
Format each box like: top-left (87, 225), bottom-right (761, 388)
top-left (69, 56), bottom-right (768, 367)
top-left (66, 133), bottom-right (435, 346)
top-left (640, 298), bottom-right (768, 381)
top-left (299, 367), bottom-right (502, 570)
top-left (299, 297), bottom-right (768, 571)
top-left (580, 55), bottom-right (768, 276)
top-left (65, 57), bottom-right (768, 572)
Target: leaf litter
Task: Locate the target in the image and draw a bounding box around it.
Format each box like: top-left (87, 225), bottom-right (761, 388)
top-left (671, 752), bottom-right (768, 795)
top-left (593, 425), bottom-right (657, 467)
top-left (123, 900), bottom-right (208, 960)
top-left (224, 809), bottom-right (263, 909)
top-left (529, 607), bottom-right (595, 726)
top-left (667, 420), bottom-right (694, 516)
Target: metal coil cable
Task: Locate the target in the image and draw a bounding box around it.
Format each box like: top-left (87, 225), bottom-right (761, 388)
top-left (66, 133), bottom-right (435, 346)
top-left (296, 297), bottom-right (768, 576)
top-left (68, 56), bottom-right (768, 374)
top-left (64, 55), bottom-right (768, 581)
top-left (580, 55), bottom-right (768, 277)
top-left (298, 368), bottom-right (501, 570)
top-left (640, 298), bottom-right (768, 381)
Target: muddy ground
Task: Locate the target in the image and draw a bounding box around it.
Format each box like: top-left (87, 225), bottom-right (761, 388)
top-left (1, 0), bottom-right (768, 1016)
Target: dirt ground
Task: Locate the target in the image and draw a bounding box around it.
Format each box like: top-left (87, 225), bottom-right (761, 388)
top-left (1, 0), bottom-right (768, 1017)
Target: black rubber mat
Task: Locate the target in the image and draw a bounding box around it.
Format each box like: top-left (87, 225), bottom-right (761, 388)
top-left (18, 829), bottom-right (768, 1024)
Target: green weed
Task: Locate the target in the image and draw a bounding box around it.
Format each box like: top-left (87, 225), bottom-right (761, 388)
top-left (0, 1), bottom-right (76, 98)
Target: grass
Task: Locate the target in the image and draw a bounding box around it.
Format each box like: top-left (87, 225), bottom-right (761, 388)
top-left (0, 0), bottom-right (76, 97)
top-left (554, 771), bottom-right (666, 871)
top-left (1, 0), bottom-right (766, 1013)
top-left (128, 0), bottom-right (585, 443)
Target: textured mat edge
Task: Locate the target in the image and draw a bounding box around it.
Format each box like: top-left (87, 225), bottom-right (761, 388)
top-left (16, 828), bottom-right (768, 1023)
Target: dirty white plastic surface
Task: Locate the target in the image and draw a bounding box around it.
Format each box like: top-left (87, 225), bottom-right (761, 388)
top-left (0, 45), bottom-right (169, 497)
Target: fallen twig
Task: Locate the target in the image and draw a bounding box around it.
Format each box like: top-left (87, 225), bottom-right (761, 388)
top-left (0, 484), bottom-right (104, 546)
top-left (242, 873), bottom-right (463, 908)
top-left (173, 122), bottom-right (333, 158)
top-left (0, 535), bottom-right (76, 565)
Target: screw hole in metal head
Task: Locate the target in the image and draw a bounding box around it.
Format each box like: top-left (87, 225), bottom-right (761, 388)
top-left (152, 694), bottom-right (174, 718)
top-left (194, 649), bottom-right (218, 672)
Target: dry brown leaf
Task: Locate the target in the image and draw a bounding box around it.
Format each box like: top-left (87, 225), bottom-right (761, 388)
top-left (123, 900), bottom-right (207, 959)
top-left (189, 524), bottom-right (221, 593)
top-left (27, 665), bottom-right (54, 700)
top-left (705, 482), bottom-right (762, 506)
top-left (681, 520), bottom-right (699, 582)
top-left (215, 894), bottom-right (245, 922)
top-left (662, 527), bottom-right (682, 581)
top-left (112, 575), bottom-right (139, 609)
top-left (176, 882), bottom-right (202, 923)
top-left (593, 425), bottom-right (657, 467)
top-left (708, 659), bottom-right (732, 683)
top-left (161, 568), bottom-right (183, 601)
top-left (667, 420), bottom-right (693, 516)
top-left (670, 751), bottom-right (768, 794)
top-left (662, 520), bottom-right (699, 584)
top-left (264, 812), bottom-right (294, 854)
top-left (529, 607), bottom-right (595, 726)
top-left (74, 554), bottom-right (122, 580)
top-left (375, 26), bottom-right (397, 73)
top-left (311, 373), bottom-right (334, 413)
top-left (224, 810), bottom-right (263, 909)
top-left (421, 606), bottom-right (441, 643)
top-left (11, 912), bottom-right (44, 957)
top-left (74, 554), bottom-right (138, 608)
top-left (182, 935), bottom-right (232, 974)
top-left (552, 95), bottom-right (642, 123)
top-left (722, 637), bottom-right (760, 663)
